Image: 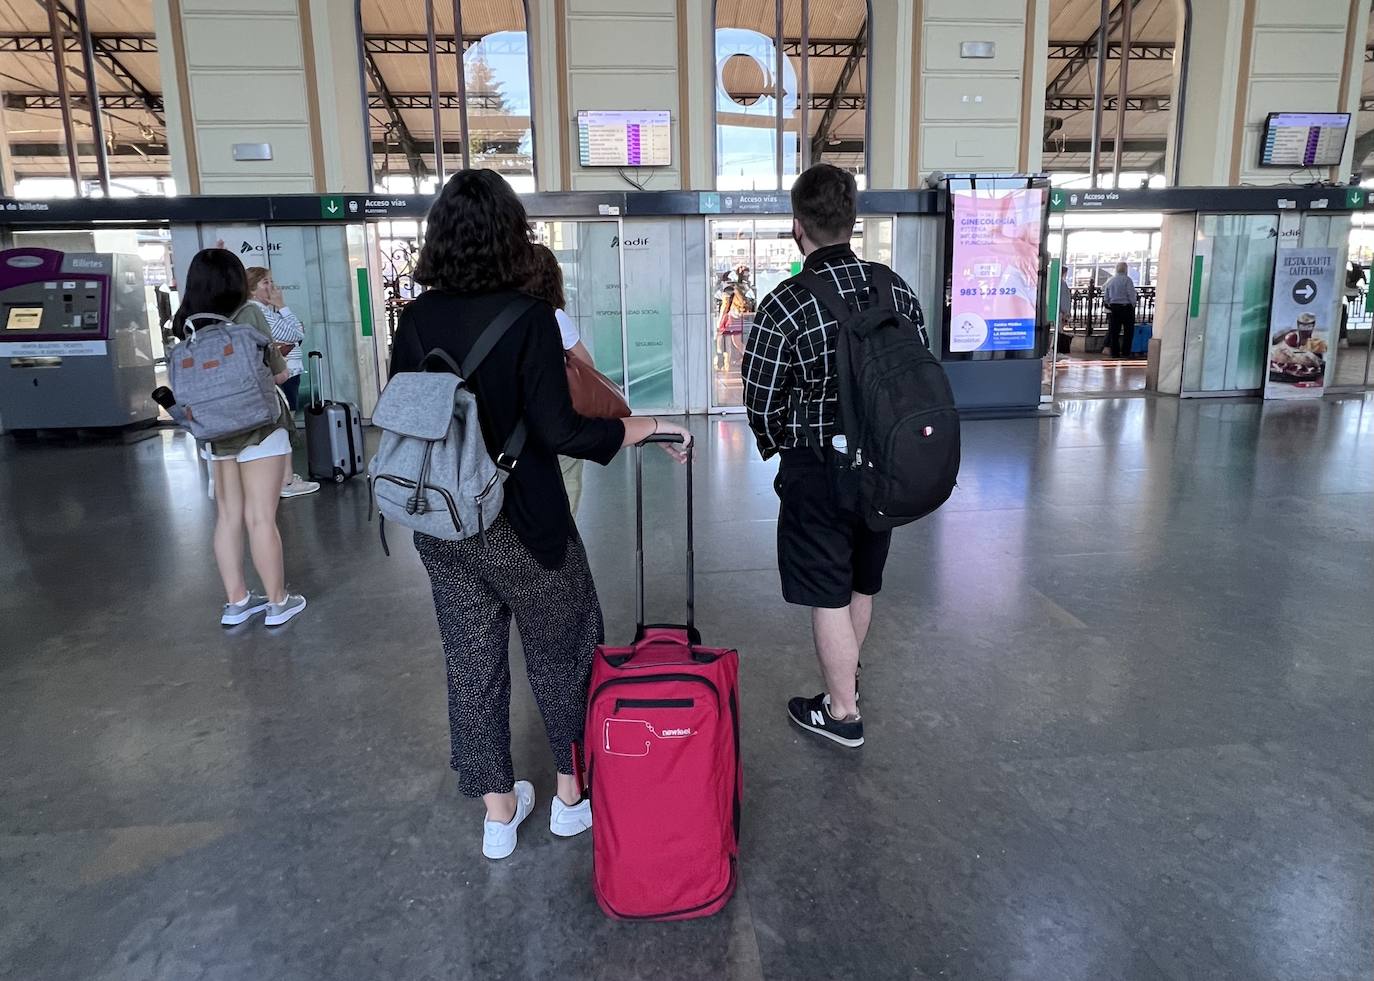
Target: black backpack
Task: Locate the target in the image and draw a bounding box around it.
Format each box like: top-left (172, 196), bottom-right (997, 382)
top-left (795, 265), bottom-right (960, 530)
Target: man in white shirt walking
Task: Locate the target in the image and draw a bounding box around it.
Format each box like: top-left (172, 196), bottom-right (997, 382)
top-left (1103, 261), bottom-right (1138, 358)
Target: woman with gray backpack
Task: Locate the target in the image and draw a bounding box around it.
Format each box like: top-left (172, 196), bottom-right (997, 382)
top-left (170, 249), bottom-right (307, 629)
top-left (380, 169), bottom-right (690, 860)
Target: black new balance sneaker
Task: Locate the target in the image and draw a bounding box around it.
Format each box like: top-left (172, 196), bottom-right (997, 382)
top-left (787, 693), bottom-right (864, 748)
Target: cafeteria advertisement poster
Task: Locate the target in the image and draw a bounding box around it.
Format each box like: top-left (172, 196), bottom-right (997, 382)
top-left (1264, 246), bottom-right (1337, 400)
top-left (948, 188), bottom-right (1044, 353)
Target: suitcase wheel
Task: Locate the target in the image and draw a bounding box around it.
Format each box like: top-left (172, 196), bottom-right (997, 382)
top-left (333, 467), bottom-right (346, 484)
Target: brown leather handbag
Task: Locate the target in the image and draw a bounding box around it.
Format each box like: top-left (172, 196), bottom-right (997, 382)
top-left (566, 354), bottom-right (631, 419)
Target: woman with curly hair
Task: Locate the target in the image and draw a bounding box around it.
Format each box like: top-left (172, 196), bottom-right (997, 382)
top-left (388, 169), bottom-right (691, 860)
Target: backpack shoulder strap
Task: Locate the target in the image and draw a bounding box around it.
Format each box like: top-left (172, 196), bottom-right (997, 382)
top-left (865, 263), bottom-right (899, 313)
top-left (793, 269), bottom-right (855, 326)
top-left (460, 295), bottom-right (537, 379)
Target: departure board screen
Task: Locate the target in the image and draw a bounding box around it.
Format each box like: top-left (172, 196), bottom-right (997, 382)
top-left (1259, 113), bottom-right (1350, 167)
top-left (577, 110), bottom-right (671, 167)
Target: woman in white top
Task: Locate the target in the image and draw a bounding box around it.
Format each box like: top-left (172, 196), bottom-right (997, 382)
top-left (245, 267), bottom-right (306, 409)
top-left (244, 267), bottom-right (318, 499)
top-left (528, 245), bottom-right (595, 513)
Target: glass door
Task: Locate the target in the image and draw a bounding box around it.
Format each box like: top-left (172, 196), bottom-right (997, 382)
top-left (533, 219), bottom-right (627, 390)
top-left (707, 215), bottom-right (892, 409)
top-left (1181, 214), bottom-right (1279, 396)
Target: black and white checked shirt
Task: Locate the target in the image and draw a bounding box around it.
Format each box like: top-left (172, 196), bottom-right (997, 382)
top-left (740, 244), bottom-right (927, 459)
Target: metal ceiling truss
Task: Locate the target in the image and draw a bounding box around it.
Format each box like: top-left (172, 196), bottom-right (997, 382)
top-left (35, 1), bottom-right (164, 121)
top-left (0, 31), bottom-right (155, 53)
top-left (1047, 39), bottom-right (1172, 61)
top-left (1046, 95), bottom-right (1171, 112)
top-left (364, 51), bottom-right (428, 179)
top-left (810, 19), bottom-right (867, 161)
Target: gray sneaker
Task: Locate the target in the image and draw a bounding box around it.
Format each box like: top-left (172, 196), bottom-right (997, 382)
top-left (221, 591), bottom-right (270, 626)
top-left (280, 474), bottom-right (320, 499)
top-left (264, 593), bottom-right (307, 627)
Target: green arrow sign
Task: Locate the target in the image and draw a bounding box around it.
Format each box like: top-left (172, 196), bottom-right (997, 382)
top-left (320, 195), bottom-right (345, 219)
top-left (1049, 189), bottom-right (1067, 212)
top-left (1347, 188), bottom-right (1366, 209)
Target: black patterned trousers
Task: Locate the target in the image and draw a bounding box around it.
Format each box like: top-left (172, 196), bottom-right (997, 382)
top-left (415, 516), bottom-right (604, 798)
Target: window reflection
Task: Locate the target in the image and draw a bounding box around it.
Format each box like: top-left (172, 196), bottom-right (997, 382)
top-left (714, 0), bottom-right (868, 190)
top-left (360, 0), bottom-right (536, 191)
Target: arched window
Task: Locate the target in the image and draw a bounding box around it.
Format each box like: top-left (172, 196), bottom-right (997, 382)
top-left (714, 0), bottom-right (869, 190)
top-left (359, 0), bottom-right (536, 192)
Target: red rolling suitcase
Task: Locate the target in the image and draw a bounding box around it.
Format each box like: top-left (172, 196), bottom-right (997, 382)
top-left (580, 434), bottom-right (741, 921)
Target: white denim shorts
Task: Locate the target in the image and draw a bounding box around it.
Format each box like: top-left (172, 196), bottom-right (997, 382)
top-left (204, 427), bottom-right (291, 463)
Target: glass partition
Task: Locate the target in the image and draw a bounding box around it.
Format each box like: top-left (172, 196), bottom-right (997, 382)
top-left (708, 215), bottom-right (889, 408)
top-left (1181, 214), bottom-right (1278, 396)
top-left (533, 220), bottom-right (626, 389)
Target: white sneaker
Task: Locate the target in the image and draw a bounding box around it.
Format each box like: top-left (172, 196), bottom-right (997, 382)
top-left (482, 780), bottom-right (535, 860)
top-left (280, 474), bottom-right (320, 499)
top-left (550, 795), bottom-right (592, 838)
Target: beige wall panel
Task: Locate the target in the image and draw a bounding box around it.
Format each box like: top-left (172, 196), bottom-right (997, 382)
top-left (1246, 77), bottom-right (1344, 117)
top-left (1255, 0), bottom-right (1349, 29)
top-left (568, 16), bottom-right (676, 70)
top-left (920, 124), bottom-right (1019, 170)
top-left (181, 0), bottom-right (296, 12)
top-left (868, 0), bottom-right (916, 187)
top-left (198, 175), bottom-right (318, 193)
top-left (921, 75), bottom-right (1022, 122)
top-left (569, 70), bottom-right (679, 111)
top-left (568, 0), bottom-right (675, 14)
top-left (189, 72), bottom-right (310, 123)
top-left (183, 17), bottom-right (304, 69)
top-left (196, 125), bottom-right (316, 175)
top-left (924, 0), bottom-right (1024, 24)
top-left (1250, 29), bottom-right (1348, 78)
top-left (923, 24), bottom-right (1025, 73)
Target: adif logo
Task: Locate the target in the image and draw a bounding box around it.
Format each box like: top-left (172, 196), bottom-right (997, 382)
top-left (239, 241), bottom-right (282, 255)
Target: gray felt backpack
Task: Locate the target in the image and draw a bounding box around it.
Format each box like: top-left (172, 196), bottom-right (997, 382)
top-left (367, 297), bottom-right (533, 554)
top-left (166, 313), bottom-right (281, 442)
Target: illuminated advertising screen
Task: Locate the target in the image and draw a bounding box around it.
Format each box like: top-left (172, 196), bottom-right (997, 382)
top-left (948, 187), bottom-right (1044, 354)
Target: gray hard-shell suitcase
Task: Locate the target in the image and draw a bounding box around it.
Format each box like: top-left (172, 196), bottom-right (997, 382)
top-left (305, 350), bottom-right (365, 483)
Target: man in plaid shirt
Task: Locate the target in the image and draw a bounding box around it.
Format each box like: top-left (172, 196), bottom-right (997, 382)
top-left (740, 163), bottom-right (927, 749)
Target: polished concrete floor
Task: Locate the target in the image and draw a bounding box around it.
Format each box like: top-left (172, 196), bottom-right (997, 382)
top-left (2, 397), bottom-right (1372, 981)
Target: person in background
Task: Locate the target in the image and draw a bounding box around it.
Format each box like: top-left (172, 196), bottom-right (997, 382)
top-left (241, 268), bottom-right (319, 500)
top-left (1342, 261), bottom-right (1365, 341)
top-left (174, 249), bottom-right (307, 629)
top-left (527, 244), bottom-right (596, 514)
top-left (245, 267), bottom-right (306, 410)
top-left (388, 169), bottom-right (692, 860)
top-left (1103, 261), bottom-right (1138, 358)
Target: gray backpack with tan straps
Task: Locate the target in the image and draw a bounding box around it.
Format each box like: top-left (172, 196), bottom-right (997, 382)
top-left (366, 297), bottom-right (533, 553)
top-left (166, 313), bottom-right (281, 442)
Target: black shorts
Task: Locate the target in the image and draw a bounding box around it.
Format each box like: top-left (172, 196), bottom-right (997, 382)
top-left (774, 450), bottom-right (892, 609)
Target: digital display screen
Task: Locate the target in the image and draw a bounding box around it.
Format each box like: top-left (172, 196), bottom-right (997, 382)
top-left (577, 110), bottom-right (671, 167)
top-left (6, 306), bottom-right (44, 330)
top-left (948, 188), bottom-right (1044, 353)
top-left (1259, 113), bottom-right (1350, 167)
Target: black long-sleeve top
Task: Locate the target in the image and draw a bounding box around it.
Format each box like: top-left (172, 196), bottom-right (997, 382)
top-left (389, 289), bottom-right (625, 568)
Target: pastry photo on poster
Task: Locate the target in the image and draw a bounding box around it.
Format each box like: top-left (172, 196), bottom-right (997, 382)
top-left (1265, 246), bottom-right (1336, 400)
top-left (948, 188), bottom-right (1044, 354)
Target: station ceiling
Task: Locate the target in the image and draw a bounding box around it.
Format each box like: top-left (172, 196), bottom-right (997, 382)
top-left (0, 0), bottom-right (1370, 186)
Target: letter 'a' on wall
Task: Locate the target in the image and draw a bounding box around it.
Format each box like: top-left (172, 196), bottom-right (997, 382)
top-left (357, 0), bottom-right (536, 194)
top-left (714, 0), bottom-right (870, 191)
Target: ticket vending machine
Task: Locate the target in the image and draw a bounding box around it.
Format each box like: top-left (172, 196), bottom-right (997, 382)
top-left (0, 248), bottom-right (158, 431)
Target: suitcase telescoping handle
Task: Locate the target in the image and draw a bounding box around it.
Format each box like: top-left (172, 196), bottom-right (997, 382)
top-left (635, 433), bottom-right (695, 643)
top-left (307, 350), bottom-right (324, 409)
